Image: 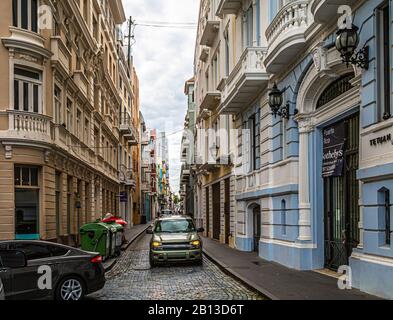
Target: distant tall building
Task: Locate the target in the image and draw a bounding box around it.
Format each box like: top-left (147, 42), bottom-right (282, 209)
top-left (157, 132), bottom-right (169, 164)
top-left (156, 132), bottom-right (171, 211)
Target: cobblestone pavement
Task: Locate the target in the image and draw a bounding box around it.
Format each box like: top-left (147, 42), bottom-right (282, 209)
top-left (89, 233), bottom-right (264, 300)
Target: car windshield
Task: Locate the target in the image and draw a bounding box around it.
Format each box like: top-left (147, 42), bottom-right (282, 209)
top-left (154, 219), bottom-right (195, 233)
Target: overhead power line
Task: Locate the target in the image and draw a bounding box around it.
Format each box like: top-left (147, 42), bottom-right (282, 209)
top-left (137, 20), bottom-right (197, 26)
top-left (135, 23), bottom-right (197, 30)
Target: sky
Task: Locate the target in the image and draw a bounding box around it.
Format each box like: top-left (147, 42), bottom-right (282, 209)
top-left (123, 0), bottom-right (200, 194)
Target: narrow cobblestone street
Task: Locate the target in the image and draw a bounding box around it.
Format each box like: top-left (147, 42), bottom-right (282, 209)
top-left (89, 234), bottom-right (263, 300)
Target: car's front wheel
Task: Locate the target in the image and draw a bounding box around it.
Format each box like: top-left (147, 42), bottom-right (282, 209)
top-left (56, 276), bottom-right (85, 301)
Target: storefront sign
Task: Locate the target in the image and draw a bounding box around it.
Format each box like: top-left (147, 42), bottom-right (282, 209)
top-left (369, 134), bottom-right (391, 146)
top-left (120, 192), bottom-right (128, 203)
top-left (322, 122), bottom-right (346, 178)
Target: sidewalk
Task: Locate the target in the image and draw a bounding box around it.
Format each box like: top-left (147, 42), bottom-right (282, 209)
top-left (202, 237), bottom-right (380, 300)
top-left (103, 223), bottom-right (150, 271)
top-left (122, 223), bottom-right (151, 250)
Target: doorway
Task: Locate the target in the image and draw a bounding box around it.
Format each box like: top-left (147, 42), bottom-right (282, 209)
top-left (205, 187), bottom-right (210, 237)
top-left (212, 182), bottom-right (221, 241)
top-left (324, 113), bottom-right (360, 270)
top-left (224, 178), bottom-right (230, 244)
top-left (15, 189), bottom-right (39, 240)
top-left (253, 205), bottom-right (261, 252)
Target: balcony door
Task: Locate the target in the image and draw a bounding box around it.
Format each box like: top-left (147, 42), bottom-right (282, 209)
top-left (13, 67), bottom-right (42, 114)
top-left (212, 183), bottom-right (221, 241)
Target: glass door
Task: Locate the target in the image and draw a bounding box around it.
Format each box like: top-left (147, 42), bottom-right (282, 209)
top-left (324, 113), bottom-right (360, 270)
top-left (15, 189), bottom-right (39, 240)
top-left (14, 166), bottom-right (40, 240)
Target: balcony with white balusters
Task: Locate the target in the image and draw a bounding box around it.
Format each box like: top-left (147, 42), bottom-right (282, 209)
top-left (264, 0), bottom-right (316, 74)
top-left (0, 110), bottom-right (52, 146)
top-left (219, 47), bottom-right (269, 114)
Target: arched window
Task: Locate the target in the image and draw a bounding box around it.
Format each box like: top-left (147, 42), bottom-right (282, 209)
top-left (316, 73), bottom-right (355, 109)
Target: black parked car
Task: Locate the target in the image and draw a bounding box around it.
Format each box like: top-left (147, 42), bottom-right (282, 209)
top-left (0, 241), bottom-right (106, 300)
top-left (0, 277), bottom-right (4, 300)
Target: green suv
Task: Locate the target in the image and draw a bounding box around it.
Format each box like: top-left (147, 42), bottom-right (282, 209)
top-left (147, 216), bottom-right (204, 267)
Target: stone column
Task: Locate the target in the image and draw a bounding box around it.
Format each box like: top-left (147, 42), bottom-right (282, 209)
top-left (81, 180), bottom-right (86, 226)
top-left (297, 118), bottom-right (314, 241)
top-left (252, 0), bottom-right (258, 47)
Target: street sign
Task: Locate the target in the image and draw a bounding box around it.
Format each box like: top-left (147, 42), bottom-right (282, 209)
top-left (120, 192), bottom-right (128, 203)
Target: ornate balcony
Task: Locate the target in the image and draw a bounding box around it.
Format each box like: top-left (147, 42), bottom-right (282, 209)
top-left (200, 91), bottom-right (221, 111)
top-left (200, 20), bottom-right (220, 47)
top-left (181, 166), bottom-right (191, 184)
top-left (119, 166), bottom-right (136, 188)
top-left (73, 71), bottom-right (89, 100)
top-left (142, 159), bottom-right (149, 168)
top-left (51, 36), bottom-right (71, 75)
top-left (311, 0), bottom-right (357, 24)
top-left (199, 46), bottom-right (209, 62)
top-left (216, 0), bottom-right (242, 17)
top-left (197, 108), bottom-right (212, 122)
top-left (120, 113), bottom-right (138, 145)
top-left (219, 47), bottom-right (269, 114)
top-left (141, 132), bottom-right (149, 145)
top-left (265, 0), bottom-right (314, 74)
top-left (141, 181), bottom-right (150, 192)
top-left (0, 111), bottom-right (52, 146)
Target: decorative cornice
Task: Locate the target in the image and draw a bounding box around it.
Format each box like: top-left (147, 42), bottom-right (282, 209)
top-left (1, 38), bottom-right (53, 60)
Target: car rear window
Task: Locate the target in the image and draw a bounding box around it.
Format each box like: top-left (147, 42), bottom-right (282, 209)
top-left (49, 245), bottom-right (69, 257)
top-left (12, 243), bottom-right (51, 260)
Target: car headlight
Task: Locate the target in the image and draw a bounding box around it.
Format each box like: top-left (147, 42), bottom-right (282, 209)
top-left (191, 240), bottom-right (201, 247)
top-left (152, 241), bottom-right (161, 248)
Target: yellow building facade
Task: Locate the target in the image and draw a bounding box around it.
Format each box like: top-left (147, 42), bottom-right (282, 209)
top-left (0, 0), bottom-right (140, 244)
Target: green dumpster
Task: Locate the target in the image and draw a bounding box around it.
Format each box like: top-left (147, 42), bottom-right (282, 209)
top-left (105, 223), bottom-right (124, 256)
top-left (80, 222), bottom-right (112, 261)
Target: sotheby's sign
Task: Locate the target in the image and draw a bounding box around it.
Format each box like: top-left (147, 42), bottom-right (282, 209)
top-left (322, 122), bottom-right (346, 178)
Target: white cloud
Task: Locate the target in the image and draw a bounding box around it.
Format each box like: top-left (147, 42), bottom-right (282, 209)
top-left (123, 0), bottom-right (200, 193)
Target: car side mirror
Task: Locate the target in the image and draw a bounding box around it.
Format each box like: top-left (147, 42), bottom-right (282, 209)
top-left (197, 228), bottom-right (205, 233)
top-left (0, 250), bottom-right (27, 268)
top-left (146, 229), bottom-right (154, 235)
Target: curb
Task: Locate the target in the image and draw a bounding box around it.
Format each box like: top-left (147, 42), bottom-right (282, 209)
top-left (121, 224), bottom-right (151, 251)
top-left (203, 248), bottom-right (279, 301)
top-left (104, 258), bottom-right (117, 272)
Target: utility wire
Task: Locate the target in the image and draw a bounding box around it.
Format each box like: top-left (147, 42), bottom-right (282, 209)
top-left (137, 20), bottom-right (197, 26)
top-left (65, 128), bottom-right (184, 149)
top-left (135, 23), bottom-right (196, 30)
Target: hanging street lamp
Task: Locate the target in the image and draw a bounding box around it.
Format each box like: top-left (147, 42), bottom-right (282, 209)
top-left (335, 24), bottom-right (369, 70)
top-left (268, 83), bottom-right (298, 119)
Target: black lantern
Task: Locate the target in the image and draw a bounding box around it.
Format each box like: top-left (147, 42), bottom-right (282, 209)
top-left (335, 24), bottom-right (369, 70)
top-left (268, 83), bottom-right (283, 116)
top-left (268, 83), bottom-right (298, 119)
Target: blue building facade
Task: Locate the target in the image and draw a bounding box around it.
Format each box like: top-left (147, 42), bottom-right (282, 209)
top-left (232, 0), bottom-right (393, 299)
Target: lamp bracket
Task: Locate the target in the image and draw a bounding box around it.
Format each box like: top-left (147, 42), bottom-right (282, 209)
top-left (342, 45), bottom-right (369, 70)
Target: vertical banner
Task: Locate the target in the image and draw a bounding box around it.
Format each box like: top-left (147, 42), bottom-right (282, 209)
top-left (322, 122), bottom-right (346, 178)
